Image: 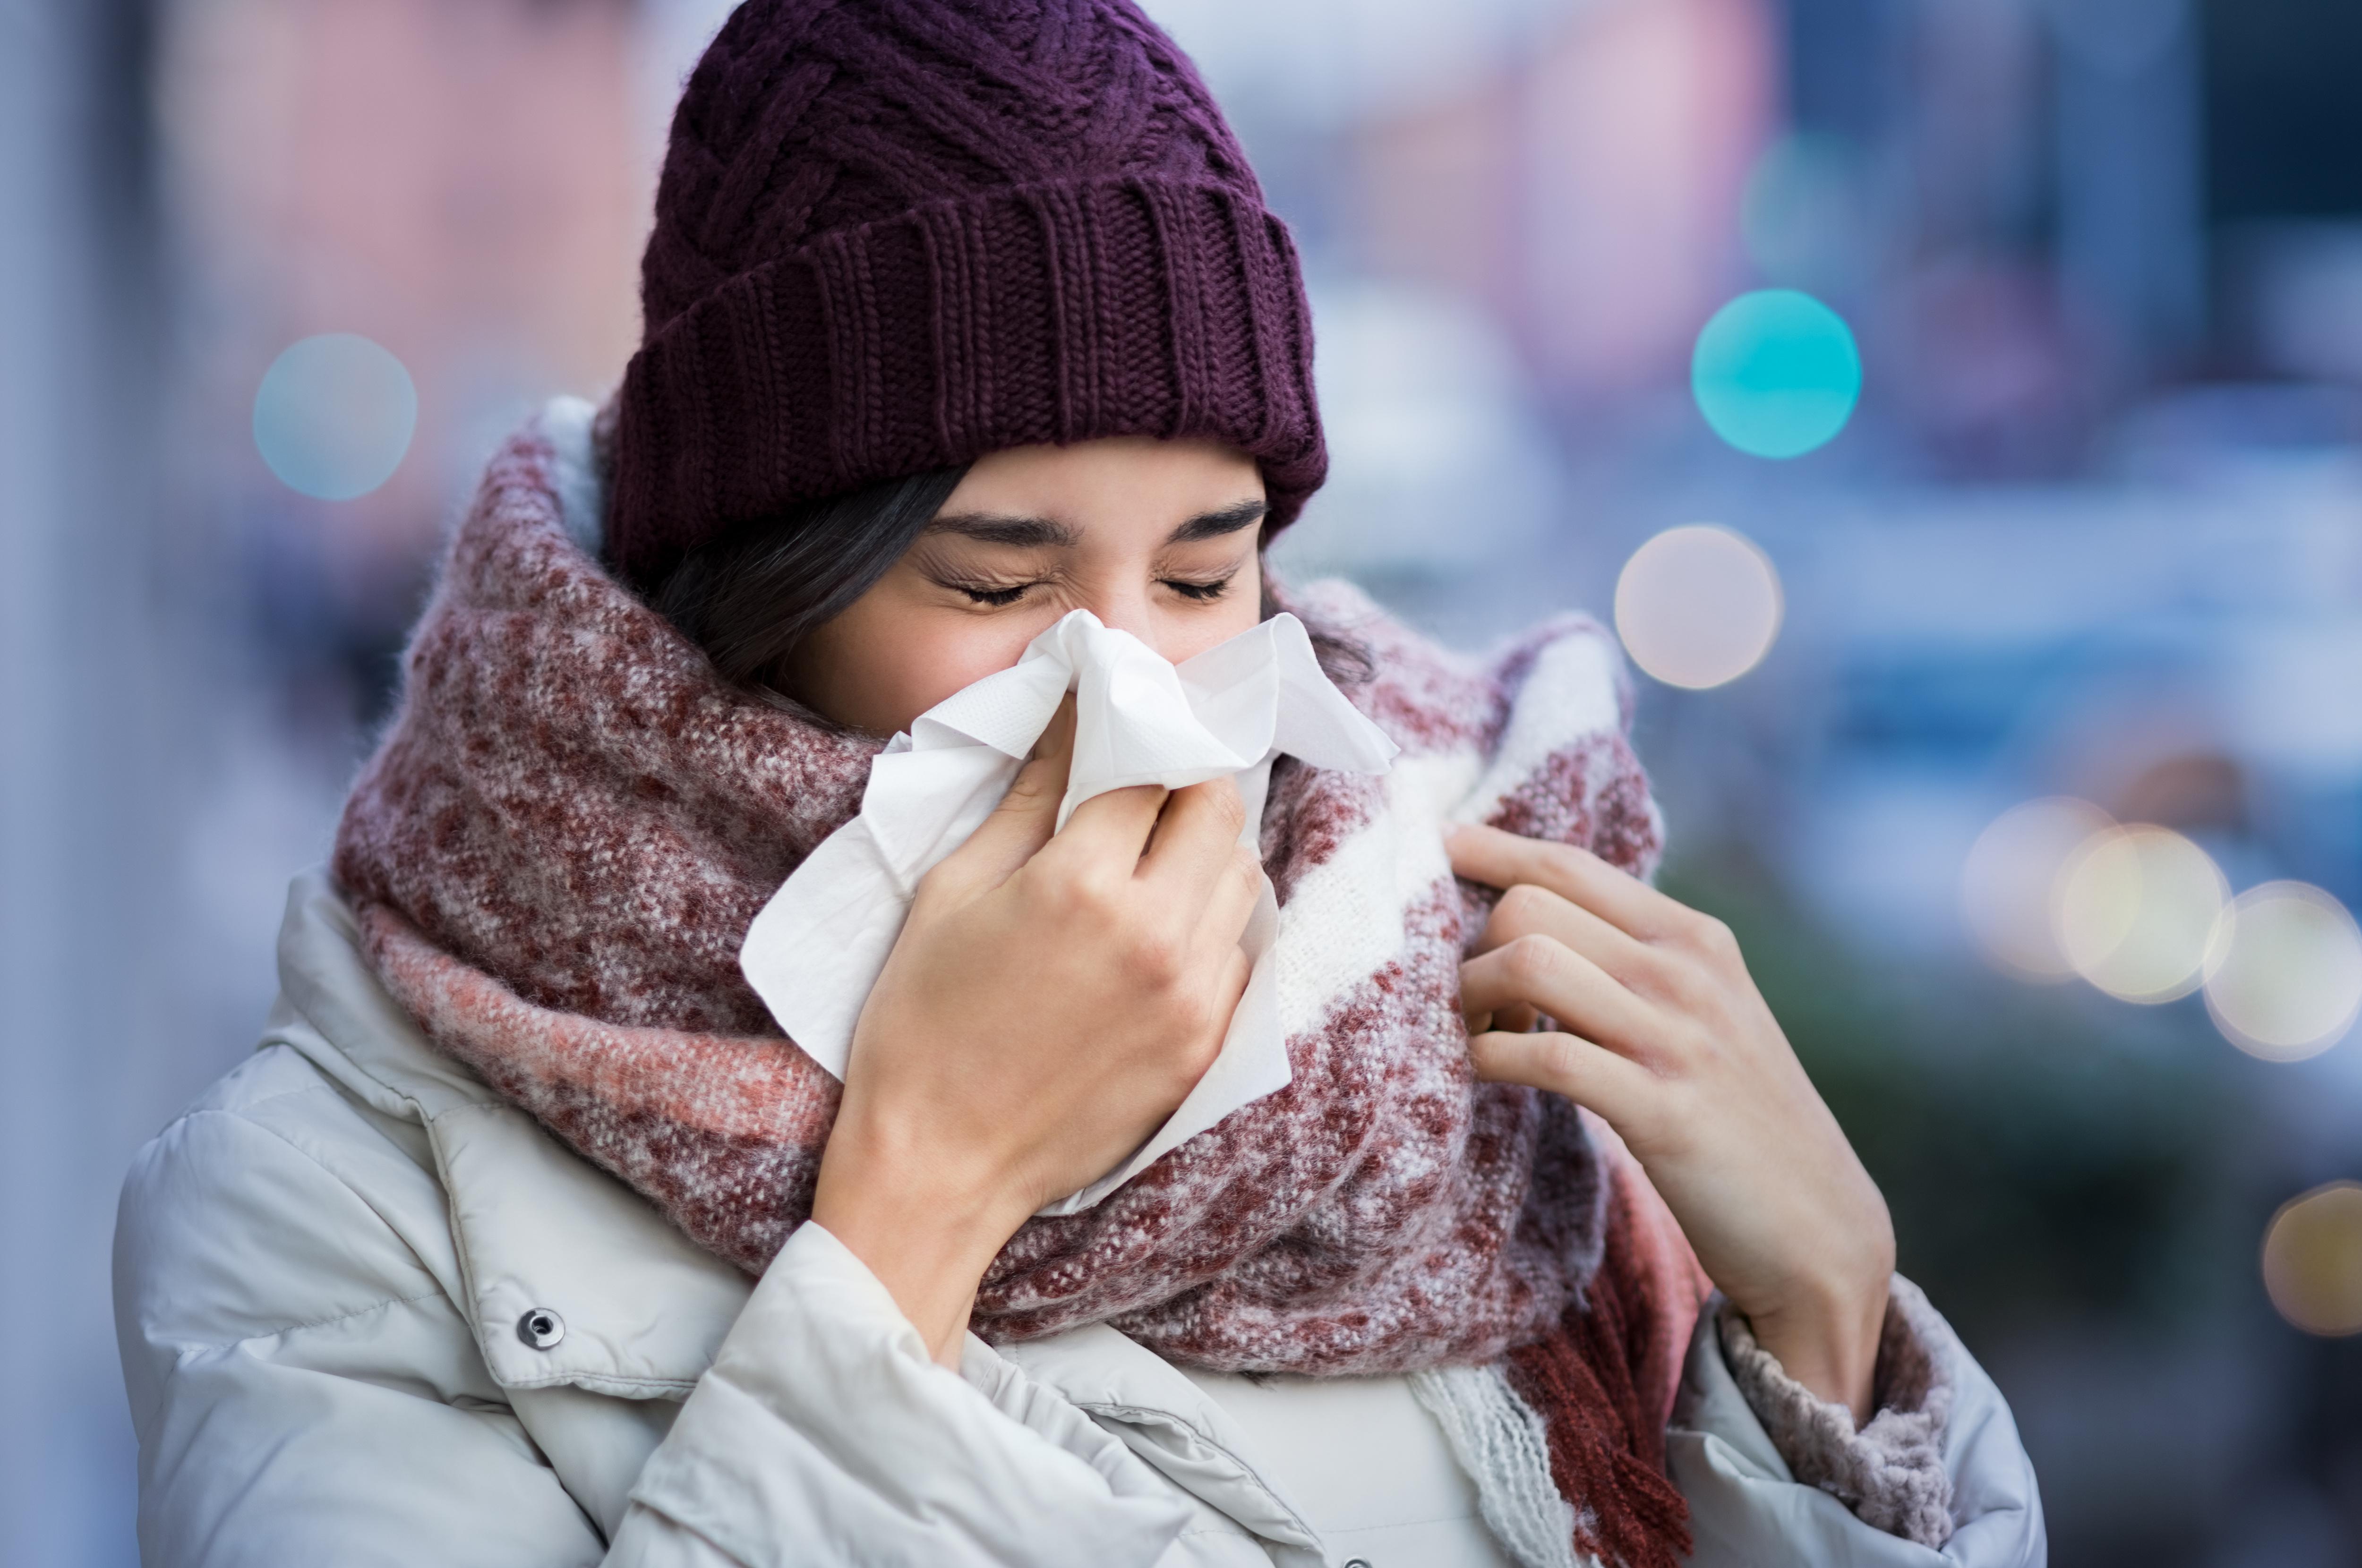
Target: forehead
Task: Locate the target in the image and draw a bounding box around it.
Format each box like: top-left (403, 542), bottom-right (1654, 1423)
top-left (934, 435), bottom-right (1263, 546)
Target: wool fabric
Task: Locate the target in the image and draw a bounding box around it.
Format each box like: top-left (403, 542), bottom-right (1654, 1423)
top-left (334, 412), bottom-right (1700, 1567)
top-left (1716, 1278), bottom-right (1957, 1547)
top-left (608, 0), bottom-right (1325, 588)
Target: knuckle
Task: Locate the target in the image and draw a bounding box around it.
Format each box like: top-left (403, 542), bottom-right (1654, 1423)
top-left (1496, 882), bottom-right (1550, 934)
top-left (1161, 988), bottom-right (1219, 1053)
top-left (1536, 1032), bottom-right (1588, 1085)
top-left (1502, 932), bottom-right (1563, 990)
top-left (1653, 954), bottom-right (1716, 1013)
top-left (1036, 859), bottom-right (1117, 920)
top-left (1625, 942), bottom-right (1687, 1000)
top-left (1652, 1018), bottom-right (1708, 1070)
top-left (1686, 911), bottom-right (1739, 960)
top-left (1540, 841), bottom-right (1590, 885)
top-left (910, 856), bottom-right (966, 905)
top-left (1206, 780), bottom-right (1248, 835)
top-left (1125, 926), bottom-right (1188, 988)
top-left (1001, 761), bottom-right (1060, 806)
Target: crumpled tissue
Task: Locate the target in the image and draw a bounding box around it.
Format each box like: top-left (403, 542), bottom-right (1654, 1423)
top-left (739, 608), bottom-right (1399, 1213)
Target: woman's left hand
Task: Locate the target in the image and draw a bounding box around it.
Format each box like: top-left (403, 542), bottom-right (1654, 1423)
top-left (1448, 823), bottom-right (1895, 1423)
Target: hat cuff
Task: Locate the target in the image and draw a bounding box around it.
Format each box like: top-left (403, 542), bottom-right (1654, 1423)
top-left (608, 176), bottom-right (1325, 587)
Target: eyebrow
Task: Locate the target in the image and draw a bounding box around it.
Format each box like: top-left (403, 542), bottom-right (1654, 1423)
top-left (1168, 497), bottom-right (1269, 544)
top-left (925, 497), bottom-right (1267, 549)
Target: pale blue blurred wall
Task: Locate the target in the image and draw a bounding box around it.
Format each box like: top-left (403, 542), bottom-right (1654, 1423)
top-left (1, 2), bottom-right (166, 1563)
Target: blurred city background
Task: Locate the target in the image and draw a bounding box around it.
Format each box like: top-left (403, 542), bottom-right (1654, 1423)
top-left (7, 0), bottom-right (2362, 1561)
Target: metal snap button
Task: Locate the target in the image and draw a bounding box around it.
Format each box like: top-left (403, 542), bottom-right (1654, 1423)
top-left (1342, 1559), bottom-right (1373, 1568)
top-left (517, 1308), bottom-right (565, 1350)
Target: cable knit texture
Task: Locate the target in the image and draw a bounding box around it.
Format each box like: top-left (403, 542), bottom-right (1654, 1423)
top-left (609, 0), bottom-right (1325, 587)
top-left (334, 412), bottom-right (1706, 1567)
top-left (1716, 1275), bottom-right (1958, 1548)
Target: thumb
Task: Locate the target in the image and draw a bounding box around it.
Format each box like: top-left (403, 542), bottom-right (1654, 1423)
top-left (944, 693), bottom-right (1075, 885)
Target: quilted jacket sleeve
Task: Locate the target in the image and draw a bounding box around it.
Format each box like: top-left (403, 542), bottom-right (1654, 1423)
top-left (112, 1053), bottom-right (1215, 1568)
top-left (113, 1070), bottom-right (612, 1568)
top-left (610, 1225), bottom-right (1203, 1567)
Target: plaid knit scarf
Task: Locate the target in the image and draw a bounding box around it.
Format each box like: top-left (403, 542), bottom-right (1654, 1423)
top-left (334, 412), bottom-right (1703, 1568)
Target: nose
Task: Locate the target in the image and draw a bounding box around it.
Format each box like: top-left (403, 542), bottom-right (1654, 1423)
top-left (1078, 585), bottom-right (1166, 654)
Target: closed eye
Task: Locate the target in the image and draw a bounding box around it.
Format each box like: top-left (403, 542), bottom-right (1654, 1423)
top-left (1162, 575), bottom-right (1235, 601)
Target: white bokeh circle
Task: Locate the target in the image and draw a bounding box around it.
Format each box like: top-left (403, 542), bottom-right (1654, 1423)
top-left (1613, 525), bottom-right (1783, 690)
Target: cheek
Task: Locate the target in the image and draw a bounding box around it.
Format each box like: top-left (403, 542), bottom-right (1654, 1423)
top-left (852, 615), bottom-right (1044, 726)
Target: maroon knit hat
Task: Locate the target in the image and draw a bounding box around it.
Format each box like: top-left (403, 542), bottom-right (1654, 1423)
top-left (608, 0), bottom-right (1326, 588)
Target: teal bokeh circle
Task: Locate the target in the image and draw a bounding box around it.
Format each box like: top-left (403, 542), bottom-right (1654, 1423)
top-left (253, 332), bottom-right (418, 500)
top-left (1690, 290), bottom-right (1861, 459)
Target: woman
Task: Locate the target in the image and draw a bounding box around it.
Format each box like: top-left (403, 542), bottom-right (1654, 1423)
top-left (113, 2), bottom-right (2044, 1564)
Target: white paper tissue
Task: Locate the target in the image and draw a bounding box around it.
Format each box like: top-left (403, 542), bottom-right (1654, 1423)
top-left (739, 607), bottom-right (1399, 1212)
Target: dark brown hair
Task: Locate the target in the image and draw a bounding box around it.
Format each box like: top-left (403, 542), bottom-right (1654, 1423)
top-left (645, 466), bottom-right (972, 696)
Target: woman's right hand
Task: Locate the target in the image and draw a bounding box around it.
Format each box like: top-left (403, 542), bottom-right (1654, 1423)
top-left (809, 699), bottom-right (1262, 1363)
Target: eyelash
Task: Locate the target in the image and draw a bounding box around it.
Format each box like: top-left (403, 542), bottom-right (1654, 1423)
top-left (953, 574), bottom-right (1235, 607)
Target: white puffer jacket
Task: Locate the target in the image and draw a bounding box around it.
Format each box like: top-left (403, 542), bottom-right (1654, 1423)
top-left (113, 872), bottom-right (2047, 1567)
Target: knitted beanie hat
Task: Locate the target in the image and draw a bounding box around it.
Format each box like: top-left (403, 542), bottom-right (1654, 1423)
top-left (607, 0), bottom-right (1326, 588)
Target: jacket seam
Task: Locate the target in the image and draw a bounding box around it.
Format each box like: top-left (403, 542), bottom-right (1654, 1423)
top-left (194, 1286), bottom-right (452, 1352)
top-left (257, 1026), bottom-right (435, 1121)
top-left (499, 1372), bottom-right (697, 1393)
top-left (1070, 1399), bottom-right (1320, 1542)
top-left (166, 1103), bottom-right (457, 1343)
top-left (152, 1289), bottom-right (491, 1437)
top-left (174, 1079), bottom-right (359, 1127)
top-left (1070, 1399), bottom-right (1257, 1469)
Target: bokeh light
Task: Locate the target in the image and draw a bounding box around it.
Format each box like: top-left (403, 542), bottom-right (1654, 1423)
top-left (2262, 1182), bottom-right (2362, 1337)
top-left (2204, 882), bottom-right (2362, 1061)
top-left (1613, 524), bottom-right (1783, 690)
top-left (1690, 288), bottom-right (1863, 459)
top-left (252, 332), bottom-right (417, 501)
top-left (2053, 824), bottom-right (2229, 1003)
top-left (1960, 797), bottom-right (2118, 981)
